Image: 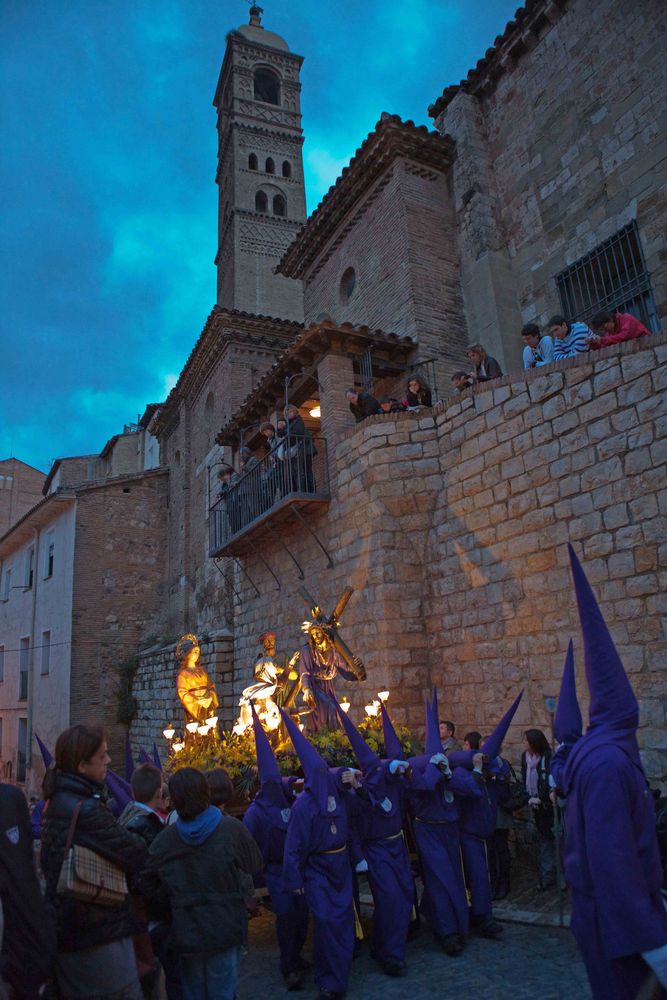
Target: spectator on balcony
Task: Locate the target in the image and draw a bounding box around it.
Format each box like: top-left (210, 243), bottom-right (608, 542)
top-left (346, 388), bottom-right (381, 423)
top-left (260, 421), bottom-right (278, 451)
top-left (405, 376), bottom-right (432, 408)
top-left (548, 315), bottom-right (592, 360)
top-left (521, 323), bottom-right (555, 369)
top-left (467, 344), bottom-right (503, 384)
top-left (451, 371), bottom-right (475, 394)
top-left (283, 404), bottom-right (316, 494)
top-left (463, 731), bottom-right (482, 751)
top-left (379, 395), bottom-right (406, 414)
top-left (588, 310), bottom-right (650, 348)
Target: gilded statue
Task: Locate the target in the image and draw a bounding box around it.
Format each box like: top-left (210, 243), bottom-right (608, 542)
top-left (176, 634), bottom-right (219, 724)
top-left (238, 631), bottom-right (300, 731)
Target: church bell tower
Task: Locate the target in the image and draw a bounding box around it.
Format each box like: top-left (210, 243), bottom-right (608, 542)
top-left (213, 5), bottom-right (306, 321)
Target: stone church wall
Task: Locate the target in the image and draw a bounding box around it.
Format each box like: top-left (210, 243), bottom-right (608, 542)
top-left (435, 0), bottom-right (667, 367)
top-left (226, 335), bottom-right (667, 784)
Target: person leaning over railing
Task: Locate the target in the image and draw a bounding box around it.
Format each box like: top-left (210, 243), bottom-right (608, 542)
top-left (467, 344), bottom-right (503, 384)
top-left (521, 322), bottom-right (555, 369)
top-left (548, 315), bottom-right (592, 360)
top-left (283, 405), bottom-right (316, 494)
top-left (588, 309), bottom-right (650, 349)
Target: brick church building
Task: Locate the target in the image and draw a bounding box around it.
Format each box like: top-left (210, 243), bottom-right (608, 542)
top-left (4, 0), bottom-right (665, 788)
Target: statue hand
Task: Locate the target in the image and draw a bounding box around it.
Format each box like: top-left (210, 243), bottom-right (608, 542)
top-left (353, 656), bottom-right (367, 681)
top-left (302, 687), bottom-right (315, 706)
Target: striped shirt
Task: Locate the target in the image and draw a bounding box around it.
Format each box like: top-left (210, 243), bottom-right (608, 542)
top-left (553, 322), bottom-right (592, 360)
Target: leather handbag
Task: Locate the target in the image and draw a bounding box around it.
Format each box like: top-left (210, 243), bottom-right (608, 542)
top-left (503, 764), bottom-right (530, 812)
top-left (57, 802), bottom-right (128, 907)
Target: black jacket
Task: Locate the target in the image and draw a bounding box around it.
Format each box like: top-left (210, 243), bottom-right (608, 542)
top-left (143, 813), bottom-right (262, 958)
top-left (40, 772), bottom-right (148, 952)
top-left (118, 801), bottom-right (165, 849)
top-left (0, 784), bottom-right (56, 996)
top-left (350, 392), bottom-right (381, 422)
top-left (474, 356), bottom-right (503, 382)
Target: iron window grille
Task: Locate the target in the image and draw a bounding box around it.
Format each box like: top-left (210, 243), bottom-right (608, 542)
top-left (555, 221), bottom-right (659, 332)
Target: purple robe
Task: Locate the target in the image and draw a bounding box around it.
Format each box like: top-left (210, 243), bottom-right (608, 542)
top-left (353, 763), bottom-right (413, 964)
top-left (564, 740), bottom-right (667, 999)
top-left (458, 771), bottom-right (495, 919)
top-left (408, 763), bottom-right (482, 941)
top-left (283, 788), bottom-right (354, 993)
top-left (299, 644), bottom-right (358, 733)
top-left (243, 787), bottom-right (309, 977)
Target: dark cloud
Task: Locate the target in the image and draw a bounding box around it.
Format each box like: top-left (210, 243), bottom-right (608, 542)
top-left (1, 0), bottom-right (518, 472)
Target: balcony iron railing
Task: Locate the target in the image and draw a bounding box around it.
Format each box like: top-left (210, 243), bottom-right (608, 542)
top-left (209, 434), bottom-right (330, 557)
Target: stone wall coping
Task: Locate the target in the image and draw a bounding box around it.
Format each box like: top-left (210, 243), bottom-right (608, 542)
top-left (338, 332), bottom-right (667, 455)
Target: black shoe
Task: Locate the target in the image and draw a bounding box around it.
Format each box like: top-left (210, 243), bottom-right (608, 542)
top-left (440, 934), bottom-right (464, 957)
top-left (284, 971), bottom-right (303, 991)
top-left (381, 960), bottom-right (406, 977)
top-left (480, 918), bottom-right (504, 939)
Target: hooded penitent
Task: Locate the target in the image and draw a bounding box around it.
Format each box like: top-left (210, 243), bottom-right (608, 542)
top-left (563, 542), bottom-right (641, 790)
top-left (408, 689), bottom-right (444, 771)
top-left (151, 743), bottom-right (162, 771)
top-left (560, 544), bottom-right (667, 1000)
top-left (379, 701), bottom-right (404, 760)
top-left (35, 733), bottom-right (53, 769)
top-left (447, 691), bottom-right (523, 770)
top-left (334, 699), bottom-right (381, 773)
top-left (554, 640), bottom-right (582, 746)
top-left (279, 708), bottom-right (341, 818)
top-left (250, 704), bottom-right (293, 820)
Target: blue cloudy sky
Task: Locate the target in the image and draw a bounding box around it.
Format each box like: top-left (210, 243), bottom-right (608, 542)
top-left (1, 0), bottom-right (518, 472)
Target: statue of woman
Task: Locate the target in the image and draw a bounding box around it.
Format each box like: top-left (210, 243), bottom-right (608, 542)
top-left (176, 634), bottom-right (219, 724)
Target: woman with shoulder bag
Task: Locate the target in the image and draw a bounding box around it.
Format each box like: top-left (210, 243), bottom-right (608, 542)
top-left (40, 724), bottom-right (148, 1000)
top-left (521, 729), bottom-right (557, 891)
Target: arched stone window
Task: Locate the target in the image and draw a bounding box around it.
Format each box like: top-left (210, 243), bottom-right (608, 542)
top-left (255, 191), bottom-right (268, 213)
top-left (273, 194), bottom-right (286, 217)
top-left (265, 157), bottom-right (275, 174)
top-left (340, 267), bottom-right (356, 302)
top-left (204, 391), bottom-right (215, 416)
top-left (248, 153), bottom-right (258, 170)
top-left (254, 67), bottom-right (280, 105)
top-left (282, 160), bottom-right (291, 178)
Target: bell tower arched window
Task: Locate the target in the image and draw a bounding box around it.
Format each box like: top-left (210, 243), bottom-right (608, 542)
top-left (254, 68), bottom-right (280, 105)
top-left (265, 157), bottom-right (275, 175)
top-left (248, 153), bottom-right (258, 170)
top-left (282, 160), bottom-right (291, 178)
top-left (273, 194), bottom-right (286, 217)
top-left (255, 191), bottom-right (268, 213)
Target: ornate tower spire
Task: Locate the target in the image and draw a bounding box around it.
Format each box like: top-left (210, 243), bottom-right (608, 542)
top-left (212, 7), bottom-right (306, 320)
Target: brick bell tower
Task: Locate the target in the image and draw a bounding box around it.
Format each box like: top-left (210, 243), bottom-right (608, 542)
top-left (213, 4), bottom-right (306, 321)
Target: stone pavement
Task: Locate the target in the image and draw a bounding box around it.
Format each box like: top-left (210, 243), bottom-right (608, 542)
top-left (237, 906), bottom-right (591, 1000)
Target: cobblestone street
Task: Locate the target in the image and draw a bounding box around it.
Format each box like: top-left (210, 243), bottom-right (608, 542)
top-left (238, 907), bottom-right (591, 1000)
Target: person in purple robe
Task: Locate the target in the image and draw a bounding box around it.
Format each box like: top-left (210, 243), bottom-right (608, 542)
top-left (451, 692), bottom-right (522, 939)
top-left (562, 545), bottom-right (667, 999)
top-left (280, 709), bottom-right (354, 1000)
top-left (407, 690), bottom-right (482, 957)
top-left (334, 699), bottom-right (414, 976)
top-left (550, 639), bottom-right (582, 795)
top-left (243, 706), bottom-right (309, 991)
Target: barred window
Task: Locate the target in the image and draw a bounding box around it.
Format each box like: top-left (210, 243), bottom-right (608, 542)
top-left (555, 222), bottom-right (658, 331)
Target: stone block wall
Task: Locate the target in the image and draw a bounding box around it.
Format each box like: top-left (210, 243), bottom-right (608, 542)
top-left (227, 335), bottom-right (667, 783)
top-left (131, 629), bottom-right (233, 751)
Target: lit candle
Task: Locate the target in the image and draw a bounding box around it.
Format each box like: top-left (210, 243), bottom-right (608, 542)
top-left (377, 691), bottom-right (389, 702)
top-left (163, 725), bottom-right (176, 740)
top-left (186, 721), bottom-right (199, 734)
top-left (340, 697), bottom-right (351, 714)
top-left (206, 716), bottom-right (218, 728)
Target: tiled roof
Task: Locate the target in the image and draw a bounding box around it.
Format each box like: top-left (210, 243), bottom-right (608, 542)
top-left (277, 114), bottom-right (456, 280)
top-left (151, 306), bottom-right (303, 438)
top-left (428, 0), bottom-right (569, 119)
top-left (216, 320), bottom-right (416, 446)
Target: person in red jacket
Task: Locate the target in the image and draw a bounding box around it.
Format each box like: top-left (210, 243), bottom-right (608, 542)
top-left (588, 310), bottom-right (650, 348)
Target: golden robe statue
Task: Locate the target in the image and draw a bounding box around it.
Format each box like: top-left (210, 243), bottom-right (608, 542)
top-left (176, 634), bottom-right (219, 724)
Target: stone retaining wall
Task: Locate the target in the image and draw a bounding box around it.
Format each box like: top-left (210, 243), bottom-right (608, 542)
top-left (227, 335), bottom-right (666, 784)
